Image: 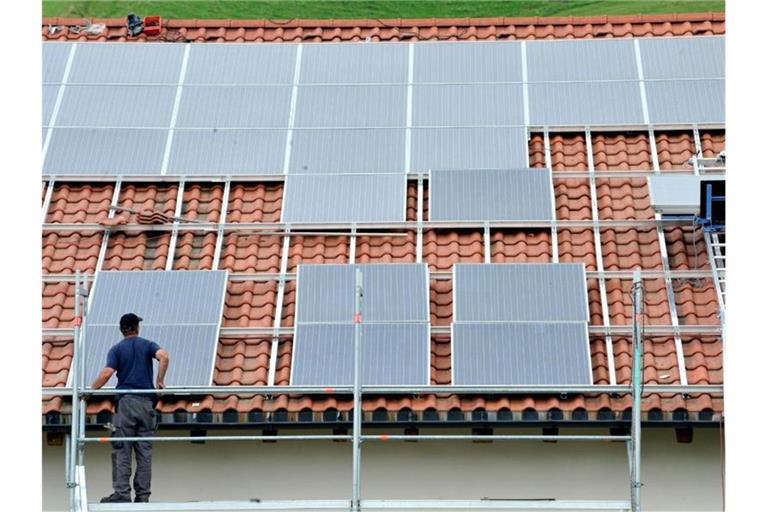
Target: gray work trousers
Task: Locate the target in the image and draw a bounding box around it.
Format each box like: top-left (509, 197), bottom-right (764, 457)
top-left (111, 394), bottom-right (157, 499)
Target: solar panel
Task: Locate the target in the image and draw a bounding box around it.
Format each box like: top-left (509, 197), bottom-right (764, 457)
top-left (167, 129), bottom-right (286, 175)
top-left (639, 36), bottom-right (724, 80)
top-left (430, 168), bottom-right (553, 222)
top-left (648, 174), bottom-right (725, 215)
top-left (645, 79), bottom-right (725, 125)
top-left (413, 41), bottom-right (523, 83)
top-left (528, 81), bottom-right (645, 126)
top-left (68, 43), bottom-right (185, 84)
top-left (294, 85), bottom-right (407, 128)
top-left (44, 128), bottom-right (167, 175)
top-left (175, 86), bottom-right (293, 128)
top-left (300, 43), bottom-right (408, 84)
top-left (288, 129), bottom-right (405, 174)
top-left (42, 85), bottom-right (58, 125)
top-left (56, 86), bottom-right (176, 128)
top-left (84, 270), bottom-right (228, 388)
top-left (453, 263), bottom-right (589, 322)
top-left (526, 39), bottom-right (638, 82)
top-left (411, 127), bottom-right (528, 171)
top-left (43, 43), bottom-right (72, 83)
top-left (184, 44), bottom-right (297, 85)
top-left (84, 324), bottom-right (220, 388)
top-left (282, 174), bottom-right (406, 223)
top-left (451, 322), bottom-right (592, 385)
top-left (290, 323), bottom-right (430, 386)
top-left (295, 263), bottom-right (430, 323)
top-left (412, 84), bottom-right (525, 127)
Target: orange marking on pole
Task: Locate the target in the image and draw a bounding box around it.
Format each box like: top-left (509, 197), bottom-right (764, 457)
top-left (353, 313), bottom-right (362, 324)
top-left (98, 437), bottom-right (109, 443)
top-left (324, 387), bottom-right (334, 394)
top-left (635, 314), bottom-right (642, 322)
top-left (73, 317), bottom-right (82, 327)
top-left (379, 434), bottom-right (390, 441)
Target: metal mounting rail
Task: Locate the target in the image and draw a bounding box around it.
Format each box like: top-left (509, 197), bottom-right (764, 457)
top-left (89, 499), bottom-right (632, 511)
top-left (42, 384), bottom-right (724, 397)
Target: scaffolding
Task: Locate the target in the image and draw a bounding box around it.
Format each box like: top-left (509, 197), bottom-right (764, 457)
top-left (45, 268), bottom-right (727, 512)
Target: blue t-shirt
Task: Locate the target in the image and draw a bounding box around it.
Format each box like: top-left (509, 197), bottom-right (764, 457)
top-left (106, 336), bottom-right (161, 390)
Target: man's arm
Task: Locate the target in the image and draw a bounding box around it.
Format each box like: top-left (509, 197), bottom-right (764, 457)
top-left (155, 349), bottom-right (169, 389)
top-left (85, 367), bottom-right (116, 399)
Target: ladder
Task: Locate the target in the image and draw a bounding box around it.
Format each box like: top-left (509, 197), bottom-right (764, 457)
top-left (707, 231), bottom-right (726, 308)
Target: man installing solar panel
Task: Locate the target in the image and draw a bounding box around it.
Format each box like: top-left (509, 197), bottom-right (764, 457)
top-left (86, 313), bottom-right (170, 504)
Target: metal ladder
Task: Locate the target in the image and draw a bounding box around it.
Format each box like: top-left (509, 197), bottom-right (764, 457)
top-left (707, 231), bottom-right (726, 306)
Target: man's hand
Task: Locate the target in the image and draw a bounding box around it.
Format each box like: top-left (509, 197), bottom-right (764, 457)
top-left (156, 380), bottom-right (166, 390)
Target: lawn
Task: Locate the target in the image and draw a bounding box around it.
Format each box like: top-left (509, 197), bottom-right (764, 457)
top-left (42, 0), bottom-right (725, 20)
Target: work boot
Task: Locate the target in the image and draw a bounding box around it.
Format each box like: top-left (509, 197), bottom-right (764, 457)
top-left (135, 495), bottom-right (150, 503)
top-left (100, 493), bottom-right (131, 503)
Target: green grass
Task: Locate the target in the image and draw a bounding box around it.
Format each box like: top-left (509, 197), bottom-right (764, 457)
top-left (43, 0), bottom-right (725, 20)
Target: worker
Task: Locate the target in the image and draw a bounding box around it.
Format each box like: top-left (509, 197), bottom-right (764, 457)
top-left (88, 313), bottom-right (170, 503)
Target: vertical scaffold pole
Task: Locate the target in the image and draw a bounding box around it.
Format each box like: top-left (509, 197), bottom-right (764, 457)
top-left (68, 270), bottom-right (81, 509)
top-left (630, 269), bottom-right (644, 512)
top-left (77, 276), bottom-right (88, 467)
top-left (351, 269), bottom-right (363, 512)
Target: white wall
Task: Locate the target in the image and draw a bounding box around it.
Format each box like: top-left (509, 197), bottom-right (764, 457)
top-left (42, 428), bottom-right (723, 511)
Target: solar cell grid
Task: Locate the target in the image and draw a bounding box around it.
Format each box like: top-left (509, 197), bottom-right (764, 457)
top-left (67, 43), bottom-right (185, 84)
top-left (288, 129), bottom-right (405, 174)
top-left (411, 127), bottom-right (529, 171)
top-left (526, 38), bottom-right (638, 82)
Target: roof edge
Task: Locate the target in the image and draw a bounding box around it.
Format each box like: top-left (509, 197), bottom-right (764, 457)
top-left (42, 12), bottom-right (725, 29)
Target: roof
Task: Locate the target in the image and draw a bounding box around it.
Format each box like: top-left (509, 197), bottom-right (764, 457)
top-left (41, 14), bottom-right (724, 426)
top-left (42, 13), bottom-right (724, 43)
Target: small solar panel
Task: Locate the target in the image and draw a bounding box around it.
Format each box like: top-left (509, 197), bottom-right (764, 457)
top-left (411, 127), bottom-right (528, 172)
top-left (175, 86), bottom-right (293, 128)
top-left (84, 270), bottom-right (228, 388)
top-left (414, 41), bottom-right (523, 83)
top-left (42, 85), bottom-right (58, 125)
top-left (282, 174), bottom-right (406, 223)
top-left (294, 85), bottom-right (407, 128)
top-left (645, 79), bottom-right (724, 125)
top-left (184, 44), bottom-right (297, 85)
top-left (56, 86), bottom-right (176, 128)
top-left (453, 263), bottom-right (588, 322)
top-left (288, 129), bottom-right (405, 174)
top-left (526, 39), bottom-right (638, 82)
top-left (412, 84), bottom-right (525, 127)
top-left (430, 168), bottom-right (553, 222)
top-left (290, 323), bottom-right (430, 386)
top-left (296, 263), bottom-right (430, 323)
top-left (528, 81), bottom-right (645, 127)
top-left (44, 128), bottom-right (167, 175)
top-left (300, 43), bottom-right (408, 84)
top-left (452, 322), bottom-right (592, 385)
top-left (639, 36), bottom-right (724, 80)
top-left (167, 129), bottom-right (286, 175)
top-left (68, 43), bottom-right (185, 84)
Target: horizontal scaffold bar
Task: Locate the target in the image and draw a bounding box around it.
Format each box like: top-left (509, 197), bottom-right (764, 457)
top-left (83, 434), bottom-right (629, 443)
top-left (41, 384), bottom-right (724, 397)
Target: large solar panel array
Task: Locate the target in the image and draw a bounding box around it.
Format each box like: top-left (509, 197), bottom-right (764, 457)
top-left (82, 270), bottom-right (228, 387)
top-left (291, 264), bottom-right (430, 385)
top-left (42, 36), bottom-right (723, 177)
top-left (429, 168), bottom-right (553, 222)
top-left (451, 263), bottom-right (592, 385)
